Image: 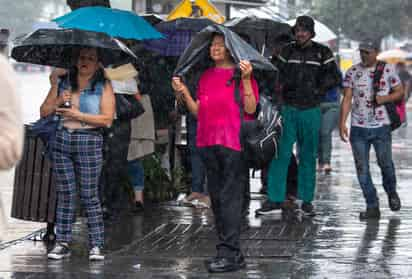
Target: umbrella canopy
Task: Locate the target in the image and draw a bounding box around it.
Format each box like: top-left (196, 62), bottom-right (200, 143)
top-left (377, 49), bottom-right (408, 64)
top-left (225, 16), bottom-right (293, 57)
top-left (11, 28), bottom-right (136, 68)
top-left (287, 18), bottom-right (336, 43)
top-left (53, 6), bottom-right (163, 40)
top-left (144, 17), bottom-right (215, 56)
top-left (174, 24), bottom-right (276, 78)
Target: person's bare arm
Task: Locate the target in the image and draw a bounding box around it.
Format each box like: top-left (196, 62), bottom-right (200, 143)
top-left (404, 81), bottom-right (411, 101)
top-left (40, 68), bottom-right (69, 117)
top-left (240, 60), bottom-right (257, 114)
top-left (375, 84), bottom-right (404, 104)
top-left (339, 87), bottom-right (353, 142)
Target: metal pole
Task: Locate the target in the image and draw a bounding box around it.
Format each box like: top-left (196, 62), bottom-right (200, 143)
top-left (336, 0), bottom-right (341, 61)
top-left (225, 3), bottom-right (231, 20)
top-left (146, 0), bottom-right (153, 13)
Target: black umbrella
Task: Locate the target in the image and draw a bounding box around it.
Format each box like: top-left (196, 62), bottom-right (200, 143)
top-left (224, 16), bottom-right (293, 57)
top-left (157, 17), bottom-right (215, 32)
top-left (11, 28), bottom-right (136, 68)
top-left (174, 24), bottom-right (277, 78)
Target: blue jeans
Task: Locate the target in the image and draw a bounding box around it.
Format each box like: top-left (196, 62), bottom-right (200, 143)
top-left (349, 126), bottom-right (397, 208)
top-left (187, 116), bottom-right (206, 194)
top-left (318, 102), bottom-right (339, 165)
top-left (128, 159), bottom-right (144, 191)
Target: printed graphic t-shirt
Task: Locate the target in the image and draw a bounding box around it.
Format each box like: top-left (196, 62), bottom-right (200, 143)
top-left (343, 62), bottom-right (401, 128)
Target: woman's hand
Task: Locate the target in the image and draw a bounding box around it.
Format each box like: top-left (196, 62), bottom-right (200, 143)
top-left (171, 77), bottom-right (188, 93)
top-left (55, 106), bottom-right (82, 121)
top-left (239, 60), bottom-right (253, 80)
top-left (172, 77), bottom-right (188, 104)
top-left (49, 68), bottom-right (67, 87)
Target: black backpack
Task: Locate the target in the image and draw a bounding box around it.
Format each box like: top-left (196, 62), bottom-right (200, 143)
top-left (235, 77), bottom-right (283, 169)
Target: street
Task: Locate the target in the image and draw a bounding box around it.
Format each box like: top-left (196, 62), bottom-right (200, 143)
top-left (0, 72), bottom-right (411, 278)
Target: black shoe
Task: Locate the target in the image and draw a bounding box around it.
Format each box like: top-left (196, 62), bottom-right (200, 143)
top-left (205, 252), bottom-right (245, 265)
top-left (388, 192), bottom-right (401, 211)
top-left (301, 202), bottom-right (316, 217)
top-left (259, 187), bottom-right (267, 195)
top-left (48, 242), bottom-right (71, 260)
top-left (359, 207), bottom-right (381, 220)
top-left (133, 201), bottom-right (144, 213)
top-left (205, 256), bottom-right (220, 265)
top-left (207, 255), bottom-right (246, 273)
top-left (234, 252), bottom-right (246, 268)
top-left (255, 201), bottom-right (282, 216)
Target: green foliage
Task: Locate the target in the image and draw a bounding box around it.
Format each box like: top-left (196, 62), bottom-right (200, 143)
top-left (142, 153), bottom-right (189, 202)
top-left (312, 0), bottom-right (411, 42)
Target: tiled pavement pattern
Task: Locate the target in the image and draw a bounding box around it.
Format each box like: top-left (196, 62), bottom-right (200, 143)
top-left (1, 123), bottom-right (412, 278)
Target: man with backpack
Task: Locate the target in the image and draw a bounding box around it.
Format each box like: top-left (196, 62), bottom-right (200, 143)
top-left (255, 15), bottom-right (341, 217)
top-left (339, 39), bottom-right (403, 220)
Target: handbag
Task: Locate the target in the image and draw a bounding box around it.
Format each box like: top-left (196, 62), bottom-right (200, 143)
top-left (28, 114), bottom-right (60, 158)
top-left (234, 76), bottom-right (283, 169)
top-left (115, 94), bottom-right (145, 121)
top-left (373, 61), bottom-right (404, 131)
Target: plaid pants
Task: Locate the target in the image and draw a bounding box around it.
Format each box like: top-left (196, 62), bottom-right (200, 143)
top-left (52, 129), bottom-right (104, 248)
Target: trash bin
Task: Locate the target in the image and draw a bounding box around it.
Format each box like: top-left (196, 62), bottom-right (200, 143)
top-left (11, 126), bottom-right (56, 227)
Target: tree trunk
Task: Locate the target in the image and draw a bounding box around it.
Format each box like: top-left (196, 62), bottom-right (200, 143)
top-left (67, 0), bottom-right (111, 10)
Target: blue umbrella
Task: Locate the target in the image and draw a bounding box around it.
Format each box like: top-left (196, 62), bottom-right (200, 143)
top-left (53, 7), bottom-right (164, 40)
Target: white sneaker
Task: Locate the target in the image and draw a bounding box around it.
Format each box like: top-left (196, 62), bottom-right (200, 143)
top-left (89, 246), bottom-right (105, 261)
top-left (48, 242), bottom-right (71, 260)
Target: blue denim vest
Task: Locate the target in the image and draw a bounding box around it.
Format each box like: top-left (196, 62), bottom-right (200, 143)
top-left (58, 77), bottom-right (104, 115)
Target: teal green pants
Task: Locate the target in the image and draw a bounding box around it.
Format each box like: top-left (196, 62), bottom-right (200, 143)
top-left (268, 105), bottom-right (321, 203)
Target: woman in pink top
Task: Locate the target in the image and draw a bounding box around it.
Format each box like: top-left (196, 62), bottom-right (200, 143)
top-left (172, 33), bottom-right (259, 273)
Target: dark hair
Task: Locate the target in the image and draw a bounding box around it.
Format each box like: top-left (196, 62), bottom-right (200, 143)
top-left (67, 47), bottom-right (106, 91)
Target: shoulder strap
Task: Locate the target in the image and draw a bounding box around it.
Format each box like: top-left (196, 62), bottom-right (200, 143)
top-left (373, 61), bottom-right (386, 94)
top-left (372, 61), bottom-right (386, 114)
top-left (233, 68), bottom-right (244, 123)
top-left (56, 74), bottom-right (70, 96)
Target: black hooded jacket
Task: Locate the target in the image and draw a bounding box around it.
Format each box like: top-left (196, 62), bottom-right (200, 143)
top-left (272, 41), bottom-right (341, 109)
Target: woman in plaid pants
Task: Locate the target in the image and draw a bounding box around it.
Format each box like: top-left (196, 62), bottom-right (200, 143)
top-left (40, 48), bottom-right (115, 261)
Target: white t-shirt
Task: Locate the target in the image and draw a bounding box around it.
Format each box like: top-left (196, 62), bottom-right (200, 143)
top-left (0, 55), bottom-right (23, 169)
top-left (343, 62), bottom-right (401, 128)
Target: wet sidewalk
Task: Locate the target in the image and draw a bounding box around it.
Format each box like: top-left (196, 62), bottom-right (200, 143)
top-left (1, 125), bottom-right (412, 278)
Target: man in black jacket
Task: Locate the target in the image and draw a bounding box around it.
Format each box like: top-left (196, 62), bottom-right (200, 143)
top-left (256, 15), bottom-right (341, 216)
